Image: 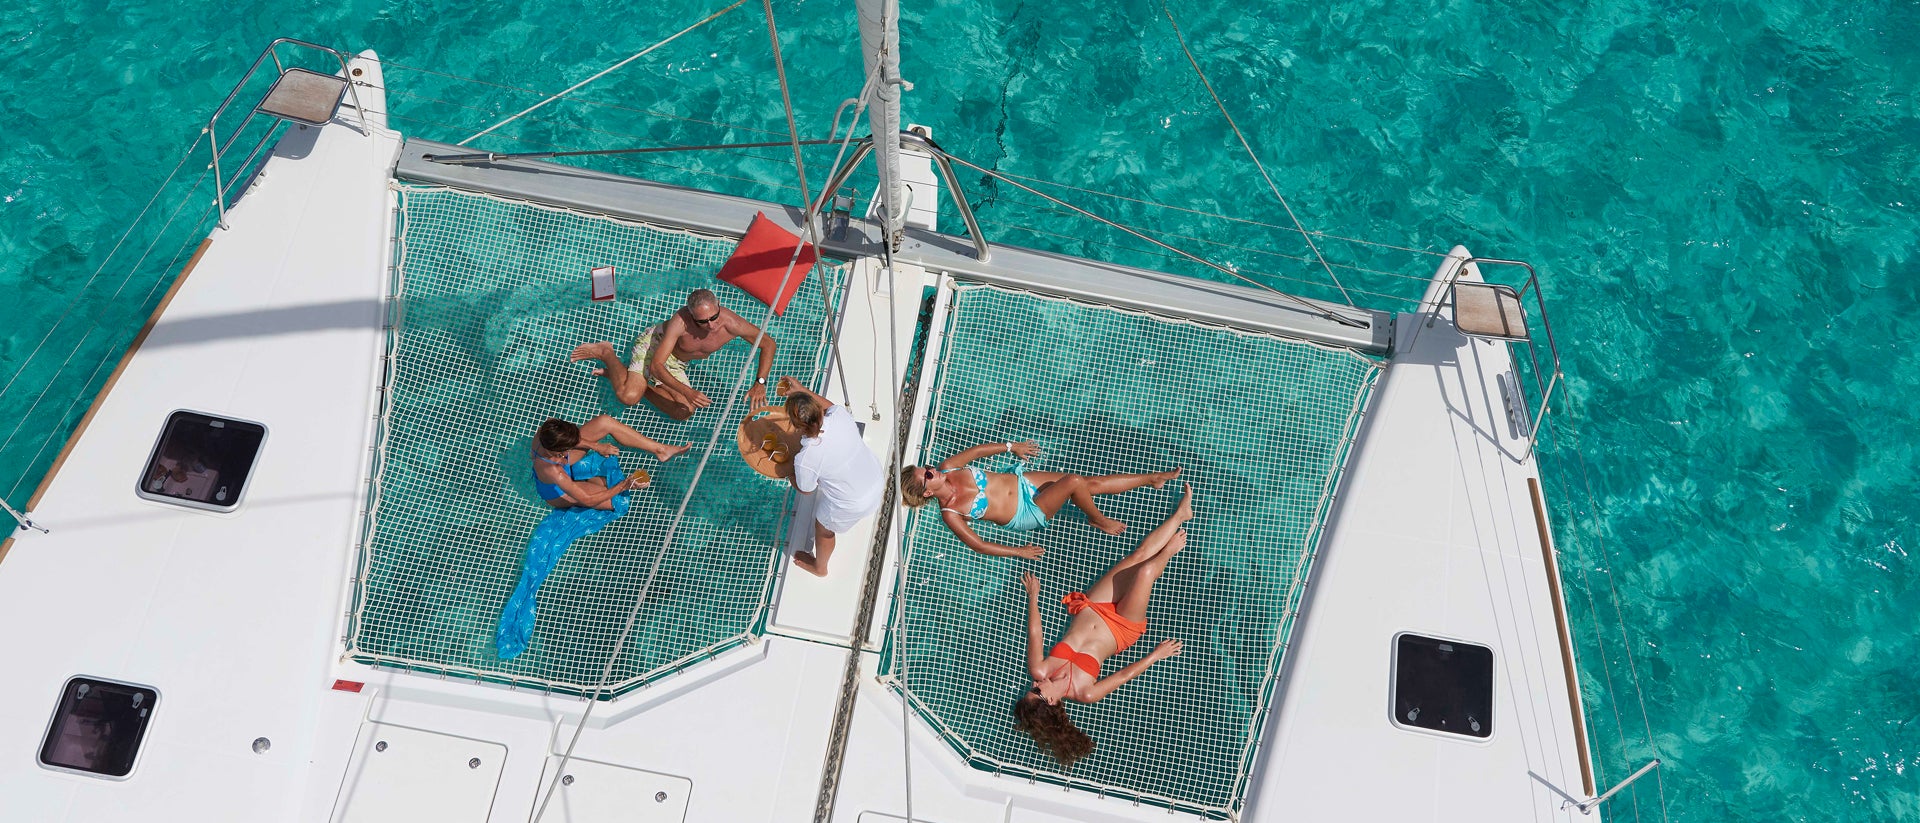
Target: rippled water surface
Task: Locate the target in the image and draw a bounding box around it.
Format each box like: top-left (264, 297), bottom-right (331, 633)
top-left (2, 0), bottom-right (1915, 819)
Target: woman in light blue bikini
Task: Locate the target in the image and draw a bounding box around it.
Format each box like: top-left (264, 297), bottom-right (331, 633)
top-left (530, 415), bottom-right (689, 509)
top-left (898, 440), bottom-right (1180, 559)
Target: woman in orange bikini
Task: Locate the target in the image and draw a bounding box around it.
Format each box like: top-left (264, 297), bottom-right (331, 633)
top-left (1014, 484), bottom-right (1192, 766)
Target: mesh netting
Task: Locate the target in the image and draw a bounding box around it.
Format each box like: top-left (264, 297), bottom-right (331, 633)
top-left (349, 185), bottom-right (844, 696)
top-left (886, 283), bottom-right (1379, 817)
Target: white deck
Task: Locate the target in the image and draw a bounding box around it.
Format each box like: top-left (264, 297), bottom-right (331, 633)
top-left (0, 54), bottom-right (1595, 823)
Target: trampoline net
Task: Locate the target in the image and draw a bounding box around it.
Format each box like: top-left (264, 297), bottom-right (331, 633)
top-left (886, 283), bottom-right (1378, 816)
top-left (348, 185), bottom-right (843, 696)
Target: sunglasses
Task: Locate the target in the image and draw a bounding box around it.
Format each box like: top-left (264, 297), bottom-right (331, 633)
top-left (692, 312), bottom-right (721, 326)
top-left (921, 468), bottom-right (937, 481)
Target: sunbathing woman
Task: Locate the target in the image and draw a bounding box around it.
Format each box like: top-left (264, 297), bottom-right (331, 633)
top-left (531, 415), bottom-right (689, 509)
top-left (1013, 485), bottom-right (1192, 766)
top-left (899, 441), bottom-right (1179, 559)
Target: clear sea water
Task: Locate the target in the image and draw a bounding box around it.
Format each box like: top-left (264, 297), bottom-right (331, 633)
top-left (1, 0), bottom-right (1915, 820)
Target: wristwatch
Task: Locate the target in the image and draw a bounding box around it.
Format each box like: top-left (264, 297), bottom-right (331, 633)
top-left (755, 377), bottom-right (767, 386)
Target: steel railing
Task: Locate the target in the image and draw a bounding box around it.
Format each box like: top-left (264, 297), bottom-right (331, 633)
top-left (206, 38), bottom-right (370, 228)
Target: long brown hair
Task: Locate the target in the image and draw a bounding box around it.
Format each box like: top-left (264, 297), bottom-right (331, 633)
top-left (1013, 693), bottom-right (1093, 767)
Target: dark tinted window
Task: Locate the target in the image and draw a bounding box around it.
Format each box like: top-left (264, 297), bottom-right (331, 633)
top-left (137, 411), bottom-right (266, 511)
top-left (39, 678), bottom-right (159, 778)
top-left (1392, 634), bottom-right (1493, 738)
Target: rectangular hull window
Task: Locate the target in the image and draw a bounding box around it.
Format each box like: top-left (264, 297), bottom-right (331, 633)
top-left (1392, 633), bottom-right (1494, 739)
top-left (136, 410), bottom-right (267, 512)
top-left (39, 677), bottom-right (159, 779)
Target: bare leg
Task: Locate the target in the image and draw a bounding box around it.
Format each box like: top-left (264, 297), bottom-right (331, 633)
top-left (1086, 484), bottom-right (1194, 602)
top-left (578, 414), bottom-right (690, 461)
top-left (1031, 475), bottom-right (1127, 535)
top-left (570, 342), bottom-right (647, 406)
top-left (794, 520), bottom-right (836, 577)
top-left (1112, 529), bottom-right (1183, 623)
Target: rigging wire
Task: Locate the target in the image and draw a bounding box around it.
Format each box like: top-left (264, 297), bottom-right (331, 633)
top-left (762, 0), bottom-right (811, 207)
top-left (381, 61), bottom-right (789, 138)
top-left (458, 0), bottom-right (751, 146)
top-left (531, 66), bottom-right (879, 823)
top-left (987, 167), bottom-right (1452, 259)
top-left (940, 152), bottom-right (1369, 329)
top-left (1157, 0), bottom-right (1357, 306)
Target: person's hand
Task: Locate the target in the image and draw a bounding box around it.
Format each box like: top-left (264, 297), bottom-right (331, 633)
top-left (690, 389), bottom-right (713, 409)
top-left (1010, 440), bottom-right (1041, 460)
top-left (747, 383), bottom-right (768, 408)
top-left (1021, 570), bottom-right (1040, 599)
top-left (622, 472), bottom-right (651, 490)
top-left (589, 441), bottom-right (619, 457)
top-left (1012, 544), bottom-right (1045, 560)
top-left (1149, 639), bottom-right (1184, 661)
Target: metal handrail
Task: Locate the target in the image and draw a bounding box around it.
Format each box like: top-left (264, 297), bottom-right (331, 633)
top-left (1468, 257), bottom-right (1561, 459)
top-left (1415, 255), bottom-right (1562, 459)
top-left (207, 38), bottom-right (370, 228)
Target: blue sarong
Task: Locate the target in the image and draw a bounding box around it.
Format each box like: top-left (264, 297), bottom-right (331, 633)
top-left (496, 452), bottom-right (631, 660)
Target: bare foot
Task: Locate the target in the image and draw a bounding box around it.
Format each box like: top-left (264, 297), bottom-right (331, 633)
top-left (793, 551), bottom-right (828, 577)
top-left (570, 341), bottom-right (617, 363)
top-left (1150, 467), bottom-right (1184, 489)
top-left (1090, 515), bottom-right (1128, 536)
top-left (654, 443), bottom-right (691, 461)
top-left (1173, 483), bottom-right (1194, 522)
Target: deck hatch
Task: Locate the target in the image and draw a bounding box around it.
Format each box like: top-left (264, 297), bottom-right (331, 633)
top-left (136, 410), bottom-right (266, 512)
top-left (38, 676), bottom-right (158, 779)
top-left (1390, 633), bottom-right (1494, 739)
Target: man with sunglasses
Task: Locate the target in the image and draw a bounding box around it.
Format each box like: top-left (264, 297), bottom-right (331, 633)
top-left (570, 288), bottom-right (777, 419)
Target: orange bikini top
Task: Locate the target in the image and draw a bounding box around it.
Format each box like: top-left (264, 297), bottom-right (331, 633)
top-left (1051, 642), bottom-right (1100, 678)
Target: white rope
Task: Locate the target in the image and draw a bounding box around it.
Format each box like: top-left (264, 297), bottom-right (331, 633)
top-left (382, 60), bottom-right (789, 138)
top-left (761, 0), bottom-right (811, 208)
top-left (458, 0), bottom-right (750, 146)
top-left (1157, 0), bottom-right (1356, 307)
top-left (532, 80), bottom-right (875, 823)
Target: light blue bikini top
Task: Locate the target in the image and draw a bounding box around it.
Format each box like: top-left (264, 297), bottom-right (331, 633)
top-left (939, 466), bottom-right (991, 519)
top-left (532, 450), bottom-right (607, 502)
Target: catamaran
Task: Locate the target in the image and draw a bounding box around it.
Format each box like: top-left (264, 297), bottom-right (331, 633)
top-left (0, 1), bottom-right (1658, 820)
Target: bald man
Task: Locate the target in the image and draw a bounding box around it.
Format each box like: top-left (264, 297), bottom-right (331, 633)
top-left (570, 289), bottom-right (777, 419)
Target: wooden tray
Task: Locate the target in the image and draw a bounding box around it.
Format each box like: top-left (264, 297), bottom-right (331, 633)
top-left (737, 408), bottom-right (803, 480)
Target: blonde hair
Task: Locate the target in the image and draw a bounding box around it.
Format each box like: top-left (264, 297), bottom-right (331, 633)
top-left (899, 465), bottom-right (930, 507)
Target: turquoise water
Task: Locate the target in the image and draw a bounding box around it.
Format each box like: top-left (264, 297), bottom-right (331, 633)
top-left (2, 0), bottom-right (1915, 819)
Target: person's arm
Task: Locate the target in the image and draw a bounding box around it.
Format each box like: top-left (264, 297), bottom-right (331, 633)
top-left (1022, 571), bottom-right (1046, 676)
top-left (548, 469), bottom-right (647, 510)
top-left (775, 375), bottom-right (832, 408)
top-left (651, 318), bottom-right (709, 407)
top-left (1082, 639), bottom-right (1183, 702)
top-left (942, 509), bottom-right (1043, 560)
top-left (937, 440), bottom-right (1039, 471)
top-left (730, 310), bottom-right (777, 405)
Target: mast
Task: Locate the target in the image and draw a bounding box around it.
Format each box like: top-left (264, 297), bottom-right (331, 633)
top-left (855, 0), bottom-right (906, 231)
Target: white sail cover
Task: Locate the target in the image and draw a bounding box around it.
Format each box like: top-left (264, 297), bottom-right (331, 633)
top-left (856, 0), bottom-right (905, 226)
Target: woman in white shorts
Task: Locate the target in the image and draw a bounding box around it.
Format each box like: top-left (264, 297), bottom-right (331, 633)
top-left (777, 376), bottom-right (884, 576)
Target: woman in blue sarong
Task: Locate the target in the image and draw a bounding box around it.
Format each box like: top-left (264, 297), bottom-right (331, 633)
top-left (530, 415), bottom-right (687, 508)
top-left (497, 415), bottom-right (688, 660)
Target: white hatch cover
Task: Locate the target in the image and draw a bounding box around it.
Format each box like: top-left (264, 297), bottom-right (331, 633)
top-left (530, 756), bottom-right (692, 822)
top-left (329, 722), bottom-right (507, 823)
